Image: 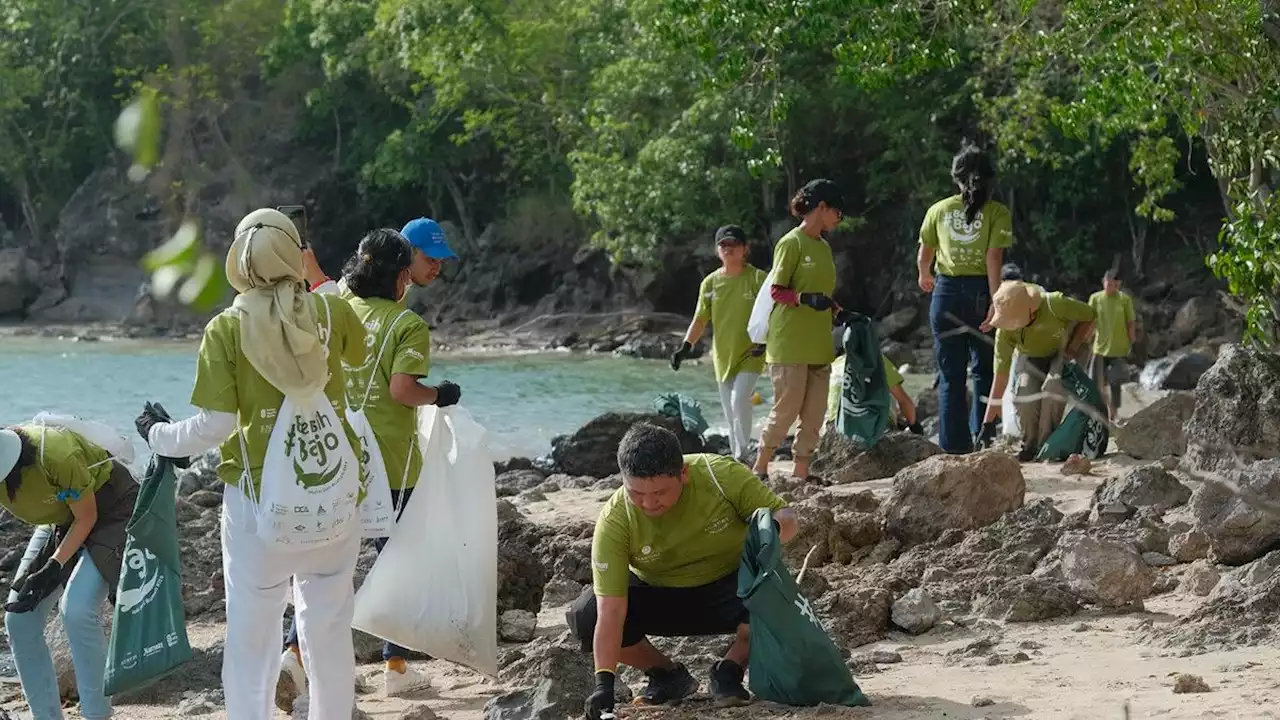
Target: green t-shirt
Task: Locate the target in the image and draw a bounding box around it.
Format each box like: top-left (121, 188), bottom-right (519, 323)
top-left (919, 196), bottom-right (1014, 277)
top-left (1, 426), bottom-right (113, 526)
top-left (826, 355), bottom-right (902, 422)
top-left (343, 295), bottom-right (432, 489)
top-left (994, 290), bottom-right (1096, 375)
top-left (765, 227), bottom-right (837, 366)
top-left (591, 453), bottom-right (787, 597)
top-left (695, 267), bottom-right (767, 382)
top-left (189, 294), bottom-right (368, 493)
top-left (1089, 290), bottom-right (1135, 358)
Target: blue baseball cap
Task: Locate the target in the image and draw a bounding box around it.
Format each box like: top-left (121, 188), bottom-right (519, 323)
top-left (400, 218), bottom-right (457, 260)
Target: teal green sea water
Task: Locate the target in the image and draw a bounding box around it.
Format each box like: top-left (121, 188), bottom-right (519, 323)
top-left (0, 337), bottom-right (929, 460)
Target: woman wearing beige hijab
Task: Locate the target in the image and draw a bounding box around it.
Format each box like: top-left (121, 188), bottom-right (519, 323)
top-left (137, 208), bottom-right (369, 720)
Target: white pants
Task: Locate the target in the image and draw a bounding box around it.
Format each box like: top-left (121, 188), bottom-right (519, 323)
top-left (221, 487), bottom-right (361, 720)
top-left (718, 372), bottom-right (760, 459)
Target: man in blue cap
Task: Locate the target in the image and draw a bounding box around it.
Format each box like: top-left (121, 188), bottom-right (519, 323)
top-left (304, 217), bottom-right (457, 294)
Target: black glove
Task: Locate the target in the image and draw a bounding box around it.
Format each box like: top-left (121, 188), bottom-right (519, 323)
top-left (584, 671), bottom-right (616, 720)
top-left (798, 293), bottom-right (833, 311)
top-left (6, 558), bottom-right (64, 613)
top-left (670, 341), bottom-right (693, 372)
top-left (135, 401), bottom-right (170, 444)
top-left (434, 382), bottom-right (462, 408)
top-left (749, 344), bottom-right (766, 358)
top-left (908, 422), bottom-right (924, 435)
top-left (976, 421), bottom-right (999, 449)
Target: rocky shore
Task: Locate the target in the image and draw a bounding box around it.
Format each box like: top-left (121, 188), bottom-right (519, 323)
top-left (3, 346), bottom-right (1280, 719)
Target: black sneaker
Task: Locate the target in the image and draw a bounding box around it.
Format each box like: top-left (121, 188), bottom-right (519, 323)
top-left (640, 663), bottom-right (697, 705)
top-left (709, 660), bottom-right (751, 707)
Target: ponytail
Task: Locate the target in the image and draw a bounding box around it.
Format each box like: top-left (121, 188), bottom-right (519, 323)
top-left (342, 229), bottom-right (413, 301)
top-left (951, 141), bottom-right (995, 225)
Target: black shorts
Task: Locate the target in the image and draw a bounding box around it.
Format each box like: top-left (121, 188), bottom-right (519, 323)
top-left (1089, 355), bottom-right (1128, 408)
top-left (566, 573), bottom-right (747, 651)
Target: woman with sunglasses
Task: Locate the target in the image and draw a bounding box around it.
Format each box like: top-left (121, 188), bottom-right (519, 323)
top-left (752, 179), bottom-right (844, 480)
top-left (671, 225), bottom-right (767, 461)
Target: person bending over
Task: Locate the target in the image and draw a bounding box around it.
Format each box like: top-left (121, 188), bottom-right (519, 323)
top-left (567, 424), bottom-right (798, 720)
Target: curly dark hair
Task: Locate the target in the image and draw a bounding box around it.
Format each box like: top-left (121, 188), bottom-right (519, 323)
top-left (951, 141), bottom-right (996, 225)
top-left (342, 229), bottom-right (413, 301)
top-left (3, 429), bottom-right (36, 503)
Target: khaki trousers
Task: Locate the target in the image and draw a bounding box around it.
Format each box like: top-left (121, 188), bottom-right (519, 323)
top-left (761, 363), bottom-right (832, 461)
top-left (1013, 354), bottom-right (1066, 454)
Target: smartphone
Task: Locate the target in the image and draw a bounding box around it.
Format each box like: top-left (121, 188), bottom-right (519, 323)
top-left (277, 204), bottom-right (308, 247)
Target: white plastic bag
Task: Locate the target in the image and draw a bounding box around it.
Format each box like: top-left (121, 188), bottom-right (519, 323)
top-left (352, 405), bottom-right (498, 677)
top-left (32, 411), bottom-right (135, 464)
top-left (1001, 352), bottom-right (1022, 437)
top-left (348, 308), bottom-right (414, 539)
top-left (747, 268), bottom-right (777, 344)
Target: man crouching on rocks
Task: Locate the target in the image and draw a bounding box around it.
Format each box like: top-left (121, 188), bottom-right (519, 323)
top-left (567, 424), bottom-right (799, 719)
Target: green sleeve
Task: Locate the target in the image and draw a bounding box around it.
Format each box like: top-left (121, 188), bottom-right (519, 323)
top-left (337, 298), bottom-right (368, 368)
top-left (591, 498), bottom-right (632, 597)
top-left (995, 329), bottom-right (1017, 376)
top-left (919, 204), bottom-right (939, 249)
top-left (1124, 295), bottom-right (1136, 323)
top-left (771, 235), bottom-right (801, 288)
top-left (882, 355), bottom-right (903, 387)
top-left (1046, 293), bottom-right (1096, 323)
top-left (45, 434), bottom-right (95, 495)
top-left (1088, 293), bottom-right (1101, 314)
top-left (391, 317), bottom-right (432, 378)
top-left (989, 203), bottom-right (1014, 249)
top-left (190, 316), bottom-right (238, 413)
top-left (694, 274), bottom-right (713, 322)
top-left (714, 456), bottom-right (786, 519)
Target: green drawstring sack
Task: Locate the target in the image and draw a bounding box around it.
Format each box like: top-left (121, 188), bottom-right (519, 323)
top-left (1036, 362), bottom-right (1110, 462)
top-left (835, 318), bottom-right (892, 451)
top-left (738, 508), bottom-right (870, 707)
top-left (104, 455), bottom-right (193, 696)
top-left (654, 392), bottom-right (710, 437)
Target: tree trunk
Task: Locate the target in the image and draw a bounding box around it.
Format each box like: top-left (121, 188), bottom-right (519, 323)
top-left (443, 172), bottom-right (478, 247)
top-left (1126, 212), bottom-right (1147, 278)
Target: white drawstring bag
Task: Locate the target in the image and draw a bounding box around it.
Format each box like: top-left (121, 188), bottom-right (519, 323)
top-left (747, 268), bottom-right (778, 344)
top-left (352, 405), bottom-right (498, 677)
top-left (31, 412), bottom-right (135, 465)
top-left (346, 309), bottom-right (414, 539)
top-left (237, 295), bottom-right (361, 548)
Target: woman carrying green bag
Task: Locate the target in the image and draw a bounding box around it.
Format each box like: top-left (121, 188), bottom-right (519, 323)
top-left (0, 424), bottom-right (137, 720)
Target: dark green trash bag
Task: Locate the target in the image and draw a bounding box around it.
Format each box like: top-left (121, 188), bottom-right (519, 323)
top-left (104, 455), bottom-right (193, 696)
top-left (1036, 362), bottom-right (1110, 462)
top-left (835, 317), bottom-right (892, 451)
top-left (738, 508), bottom-right (870, 707)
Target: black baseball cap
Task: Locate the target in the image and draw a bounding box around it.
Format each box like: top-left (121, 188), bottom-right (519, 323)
top-left (800, 178), bottom-right (844, 213)
top-left (714, 225), bottom-right (747, 245)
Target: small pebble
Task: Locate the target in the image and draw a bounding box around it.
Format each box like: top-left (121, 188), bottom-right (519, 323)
top-left (871, 650), bottom-right (903, 664)
top-left (985, 654), bottom-right (1003, 666)
top-left (1073, 623), bottom-right (1092, 632)
top-left (1173, 674), bottom-right (1211, 694)
top-left (1018, 640), bottom-right (1043, 650)
top-left (1008, 652), bottom-right (1031, 663)
top-left (972, 695), bottom-right (995, 707)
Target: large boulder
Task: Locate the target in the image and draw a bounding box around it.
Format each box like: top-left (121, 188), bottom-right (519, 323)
top-left (1057, 532), bottom-right (1154, 608)
top-left (974, 576), bottom-right (1080, 623)
top-left (551, 412), bottom-right (703, 478)
top-left (878, 306), bottom-right (919, 340)
top-left (1156, 551), bottom-right (1280, 650)
top-left (0, 248), bottom-right (42, 316)
top-left (487, 635), bottom-right (631, 719)
top-left (1168, 297), bottom-right (1223, 348)
top-left (1184, 345), bottom-right (1280, 474)
top-left (883, 451), bottom-right (1025, 545)
top-left (783, 491), bottom-right (883, 570)
top-left (1186, 459), bottom-right (1280, 566)
top-left (1115, 391), bottom-right (1195, 459)
top-left (497, 501), bottom-right (549, 612)
top-left (812, 429), bottom-right (943, 485)
top-left (1140, 350), bottom-right (1216, 391)
top-left (1093, 465), bottom-right (1192, 513)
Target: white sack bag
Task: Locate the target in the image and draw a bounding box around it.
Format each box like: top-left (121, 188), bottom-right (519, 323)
top-left (32, 411), bottom-right (135, 465)
top-left (352, 405), bottom-right (499, 677)
top-left (1001, 352), bottom-right (1021, 437)
top-left (348, 308), bottom-right (414, 539)
top-left (747, 268), bottom-right (777, 345)
top-left (241, 295), bottom-right (361, 548)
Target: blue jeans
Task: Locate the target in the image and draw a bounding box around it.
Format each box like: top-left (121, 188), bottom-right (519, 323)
top-left (5, 526), bottom-right (111, 720)
top-left (284, 487), bottom-right (413, 661)
top-left (930, 274), bottom-right (994, 453)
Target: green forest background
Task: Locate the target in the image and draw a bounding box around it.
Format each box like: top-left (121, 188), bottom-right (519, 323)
top-left (2, 0), bottom-right (1278, 341)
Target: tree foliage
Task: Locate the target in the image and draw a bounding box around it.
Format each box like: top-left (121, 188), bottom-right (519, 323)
top-left (2, 0), bottom-right (1277, 338)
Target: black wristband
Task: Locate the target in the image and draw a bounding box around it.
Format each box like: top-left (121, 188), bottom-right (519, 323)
top-left (595, 670), bottom-right (616, 690)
